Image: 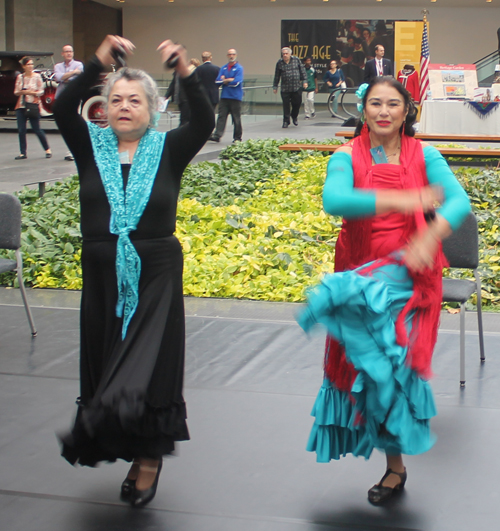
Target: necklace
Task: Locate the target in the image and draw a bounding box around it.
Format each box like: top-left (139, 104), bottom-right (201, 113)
top-left (387, 146), bottom-right (401, 158)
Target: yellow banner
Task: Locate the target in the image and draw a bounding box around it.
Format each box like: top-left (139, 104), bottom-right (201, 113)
top-left (394, 21), bottom-right (425, 75)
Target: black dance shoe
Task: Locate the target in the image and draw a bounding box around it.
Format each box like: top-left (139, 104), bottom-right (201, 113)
top-left (129, 460), bottom-right (163, 508)
top-left (282, 122), bottom-right (289, 128)
top-left (368, 468), bottom-right (407, 505)
top-left (120, 477), bottom-right (136, 501)
top-left (293, 119), bottom-right (298, 126)
top-left (120, 459), bottom-right (140, 501)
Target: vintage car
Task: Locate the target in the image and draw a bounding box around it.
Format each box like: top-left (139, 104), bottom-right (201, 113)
top-left (0, 51), bottom-right (57, 116)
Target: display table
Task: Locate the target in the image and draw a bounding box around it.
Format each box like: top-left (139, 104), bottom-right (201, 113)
top-left (420, 100), bottom-right (500, 135)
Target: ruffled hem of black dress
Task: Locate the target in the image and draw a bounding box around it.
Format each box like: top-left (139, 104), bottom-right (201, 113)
top-left (58, 393), bottom-right (189, 467)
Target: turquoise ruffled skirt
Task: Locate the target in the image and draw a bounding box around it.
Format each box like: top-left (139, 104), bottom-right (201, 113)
top-left (299, 259), bottom-right (437, 462)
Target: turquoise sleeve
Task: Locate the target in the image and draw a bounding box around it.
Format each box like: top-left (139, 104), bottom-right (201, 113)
top-left (423, 146), bottom-right (471, 230)
top-left (323, 151), bottom-right (377, 218)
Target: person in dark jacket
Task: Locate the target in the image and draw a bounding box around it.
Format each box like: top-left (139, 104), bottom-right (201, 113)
top-left (364, 45), bottom-right (394, 84)
top-left (196, 51), bottom-right (220, 109)
top-left (273, 47), bottom-right (307, 128)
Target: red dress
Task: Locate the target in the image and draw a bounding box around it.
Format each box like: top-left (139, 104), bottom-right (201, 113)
top-left (299, 128), bottom-right (446, 461)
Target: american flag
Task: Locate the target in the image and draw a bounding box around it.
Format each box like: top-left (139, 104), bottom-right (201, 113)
top-left (419, 17), bottom-right (430, 103)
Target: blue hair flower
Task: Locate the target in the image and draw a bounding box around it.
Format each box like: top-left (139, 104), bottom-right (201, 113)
top-left (355, 83), bottom-right (369, 113)
top-left (356, 83), bottom-right (369, 100)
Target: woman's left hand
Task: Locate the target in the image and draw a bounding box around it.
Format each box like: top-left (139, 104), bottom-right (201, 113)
top-left (157, 40), bottom-right (190, 78)
top-left (96, 35), bottom-right (135, 67)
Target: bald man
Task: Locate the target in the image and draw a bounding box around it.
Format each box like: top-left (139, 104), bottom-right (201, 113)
top-left (209, 49), bottom-right (244, 143)
top-left (197, 51), bottom-right (220, 108)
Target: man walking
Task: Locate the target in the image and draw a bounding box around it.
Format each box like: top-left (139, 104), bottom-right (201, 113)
top-left (54, 45), bottom-right (84, 160)
top-left (273, 47), bottom-right (307, 128)
top-left (208, 49), bottom-right (243, 143)
top-left (303, 57), bottom-right (317, 119)
top-left (197, 51), bottom-right (220, 109)
top-left (364, 45), bottom-right (393, 83)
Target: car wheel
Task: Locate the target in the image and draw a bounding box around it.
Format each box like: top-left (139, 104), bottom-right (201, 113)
top-left (81, 95), bottom-right (108, 128)
top-left (41, 81), bottom-right (57, 116)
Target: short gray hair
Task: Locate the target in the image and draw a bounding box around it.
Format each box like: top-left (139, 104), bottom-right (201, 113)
top-left (102, 67), bottom-right (159, 128)
top-left (281, 47), bottom-right (292, 54)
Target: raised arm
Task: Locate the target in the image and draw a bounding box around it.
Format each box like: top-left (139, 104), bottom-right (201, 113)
top-left (53, 35), bottom-right (135, 162)
top-left (157, 40), bottom-right (215, 174)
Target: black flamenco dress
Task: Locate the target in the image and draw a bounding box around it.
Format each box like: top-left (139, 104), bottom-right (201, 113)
top-left (53, 57), bottom-right (214, 466)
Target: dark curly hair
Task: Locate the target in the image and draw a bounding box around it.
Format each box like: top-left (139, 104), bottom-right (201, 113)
top-left (354, 76), bottom-right (417, 137)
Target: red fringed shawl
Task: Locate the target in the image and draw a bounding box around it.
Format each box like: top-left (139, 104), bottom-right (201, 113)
top-left (324, 127), bottom-right (446, 390)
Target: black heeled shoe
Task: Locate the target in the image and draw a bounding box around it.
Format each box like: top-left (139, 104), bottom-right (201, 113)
top-left (129, 460), bottom-right (163, 508)
top-left (368, 468), bottom-right (407, 505)
top-left (120, 477), bottom-right (136, 501)
top-left (120, 459), bottom-right (140, 501)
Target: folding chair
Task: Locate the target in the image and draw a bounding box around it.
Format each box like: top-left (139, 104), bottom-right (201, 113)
top-left (441, 212), bottom-right (484, 387)
top-left (0, 193), bottom-right (37, 336)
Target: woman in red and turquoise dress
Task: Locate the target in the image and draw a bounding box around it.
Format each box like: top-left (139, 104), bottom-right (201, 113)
top-left (298, 77), bottom-right (471, 504)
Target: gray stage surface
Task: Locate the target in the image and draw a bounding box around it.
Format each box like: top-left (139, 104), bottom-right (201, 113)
top-left (0, 288), bottom-right (499, 531)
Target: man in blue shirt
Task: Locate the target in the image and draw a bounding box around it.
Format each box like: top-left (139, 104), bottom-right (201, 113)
top-left (208, 49), bottom-right (244, 143)
top-left (54, 45), bottom-right (84, 98)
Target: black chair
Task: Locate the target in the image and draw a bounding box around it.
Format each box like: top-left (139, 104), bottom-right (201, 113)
top-left (441, 212), bottom-right (484, 387)
top-left (0, 193), bottom-right (37, 336)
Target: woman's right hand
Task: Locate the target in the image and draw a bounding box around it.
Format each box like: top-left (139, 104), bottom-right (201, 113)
top-left (95, 35), bottom-right (135, 67)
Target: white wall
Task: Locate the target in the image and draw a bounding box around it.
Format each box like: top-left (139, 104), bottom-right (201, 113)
top-left (123, 5), bottom-right (500, 77)
top-left (13, 0), bottom-right (72, 53)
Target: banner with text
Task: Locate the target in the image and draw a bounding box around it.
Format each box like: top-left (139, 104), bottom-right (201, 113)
top-left (281, 19), bottom-right (337, 80)
top-left (281, 19), bottom-right (396, 89)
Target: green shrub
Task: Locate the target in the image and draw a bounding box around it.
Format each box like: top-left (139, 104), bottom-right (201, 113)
top-left (2, 139), bottom-right (500, 307)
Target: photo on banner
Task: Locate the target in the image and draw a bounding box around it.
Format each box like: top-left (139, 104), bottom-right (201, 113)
top-left (281, 19), bottom-right (395, 90)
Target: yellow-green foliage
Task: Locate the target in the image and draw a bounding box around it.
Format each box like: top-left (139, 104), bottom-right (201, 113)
top-left (177, 156), bottom-right (340, 301)
top-left (2, 140), bottom-right (500, 308)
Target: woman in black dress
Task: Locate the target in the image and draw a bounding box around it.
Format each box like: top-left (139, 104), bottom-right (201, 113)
top-left (54, 35), bottom-right (214, 507)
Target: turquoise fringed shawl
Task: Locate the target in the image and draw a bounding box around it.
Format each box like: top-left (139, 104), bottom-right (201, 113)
top-left (87, 122), bottom-right (166, 339)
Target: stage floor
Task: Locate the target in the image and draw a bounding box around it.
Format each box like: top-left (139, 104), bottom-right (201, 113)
top-left (1, 288), bottom-right (499, 531)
